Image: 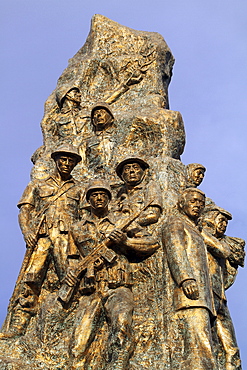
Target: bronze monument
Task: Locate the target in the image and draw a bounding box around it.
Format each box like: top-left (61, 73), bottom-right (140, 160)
top-left (0, 15), bottom-right (244, 370)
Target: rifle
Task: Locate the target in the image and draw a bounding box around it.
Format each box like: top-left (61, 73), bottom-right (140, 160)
top-left (14, 183), bottom-right (76, 293)
top-left (2, 183), bottom-right (79, 331)
top-left (58, 199), bottom-right (154, 304)
top-left (2, 213), bottom-right (46, 332)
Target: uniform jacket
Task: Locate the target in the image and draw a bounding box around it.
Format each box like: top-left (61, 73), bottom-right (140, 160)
top-left (117, 179), bottom-right (163, 220)
top-left (68, 212), bottom-right (159, 293)
top-left (18, 174), bottom-right (85, 234)
top-left (162, 212), bottom-right (215, 316)
top-left (203, 233), bottom-right (230, 302)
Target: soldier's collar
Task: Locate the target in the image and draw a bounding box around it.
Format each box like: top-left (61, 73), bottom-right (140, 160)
top-left (60, 106), bottom-right (81, 114)
top-left (83, 212), bottom-right (115, 225)
top-left (123, 177), bottom-right (152, 192)
top-left (98, 214), bottom-right (115, 225)
top-left (49, 173), bottom-right (75, 185)
top-left (125, 183), bottom-right (144, 192)
top-left (60, 107), bottom-right (70, 114)
top-left (179, 211), bottom-right (201, 230)
top-left (95, 124), bottom-right (115, 136)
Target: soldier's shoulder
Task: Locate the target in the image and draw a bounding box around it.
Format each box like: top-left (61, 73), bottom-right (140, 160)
top-left (70, 179), bottom-right (85, 196)
top-left (22, 177), bottom-right (47, 191)
top-left (146, 179), bottom-right (161, 191)
top-left (72, 178), bottom-right (84, 187)
top-left (71, 217), bottom-right (88, 231)
top-left (163, 213), bottom-right (185, 229)
top-left (34, 176), bottom-right (57, 191)
top-left (31, 175), bottom-right (54, 186)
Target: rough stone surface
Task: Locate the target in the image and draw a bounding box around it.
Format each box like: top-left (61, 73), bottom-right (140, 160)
top-left (0, 15), bottom-right (244, 370)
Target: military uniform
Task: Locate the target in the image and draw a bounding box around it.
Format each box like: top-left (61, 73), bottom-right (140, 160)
top-left (68, 211), bottom-right (159, 369)
top-left (69, 213), bottom-right (132, 293)
top-left (54, 107), bottom-right (87, 142)
top-left (85, 126), bottom-right (117, 177)
top-left (162, 213), bottom-right (217, 370)
top-left (206, 234), bottom-right (242, 369)
top-left (117, 179), bottom-right (163, 226)
top-left (18, 174), bottom-right (85, 284)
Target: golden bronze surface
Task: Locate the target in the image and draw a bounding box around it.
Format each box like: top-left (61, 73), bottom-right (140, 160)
top-left (0, 15), bottom-right (244, 370)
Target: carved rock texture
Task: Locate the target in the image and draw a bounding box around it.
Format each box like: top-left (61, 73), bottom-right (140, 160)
top-left (31, 14), bottom-right (185, 189)
top-left (0, 15), bottom-right (243, 370)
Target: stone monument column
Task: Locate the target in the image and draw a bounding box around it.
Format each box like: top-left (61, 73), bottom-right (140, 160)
top-left (0, 15), bottom-right (244, 370)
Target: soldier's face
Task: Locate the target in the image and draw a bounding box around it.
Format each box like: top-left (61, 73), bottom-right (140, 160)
top-left (182, 192), bottom-right (205, 220)
top-left (89, 190), bottom-right (110, 210)
top-left (92, 109), bottom-right (113, 130)
top-left (121, 163), bottom-right (144, 186)
top-left (66, 89), bottom-right (81, 104)
top-left (55, 155), bottom-right (77, 175)
top-left (191, 168), bottom-right (205, 186)
top-left (214, 214), bottom-right (228, 237)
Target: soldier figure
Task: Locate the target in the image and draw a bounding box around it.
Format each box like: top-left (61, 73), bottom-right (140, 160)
top-left (200, 206), bottom-right (245, 370)
top-left (54, 86), bottom-right (83, 140)
top-left (91, 102), bottom-right (114, 133)
top-left (186, 163), bottom-right (206, 188)
top-left (0, 144), bottom-right (84, 338)
top-left (116, 156), bottom-right (162, 228)
top-left (85, 102), bottom-right (116, 177)
top-left (162, 188), bottom-right (217, 370)
top-left (65, 179), bottom-right (159, 370)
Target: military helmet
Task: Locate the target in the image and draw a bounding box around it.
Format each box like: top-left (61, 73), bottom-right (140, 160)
top-left (116, 156), bottom-right (149, 179)
top-left (55, 85), bottom-right (80, 109)
top-left (203, 206), bottom-right (232, 221)
top-left (86, 179), bottom-right (112, 201)
top-left (186, 163), bottom-right (206, 174)
top-left (91, 102), bottom-right (114, 120)
top-left (180, 187), bottom-right (206, 198)
top-left (51, 143), bottom-right (82, 163)
top-left (216, 206), bottom-right (232, 220)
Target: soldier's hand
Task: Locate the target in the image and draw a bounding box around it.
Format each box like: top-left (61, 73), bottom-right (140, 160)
top-left (126, 70), bottom-right (143, 86)
top-left (24, 231), bottom-right (36, 248)
top-left (109, 229), bottom-right (127, 244)
top-left (64, 269), bottom-right (78, 287)
top-left (182, 279), bottom-right (199, 300)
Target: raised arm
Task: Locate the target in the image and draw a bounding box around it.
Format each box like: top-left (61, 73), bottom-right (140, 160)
top-left (201, 228), bottom-right (230, 259)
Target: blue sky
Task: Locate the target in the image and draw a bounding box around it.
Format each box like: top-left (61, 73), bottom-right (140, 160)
top-left (1, 0), bottom-right (246, 364)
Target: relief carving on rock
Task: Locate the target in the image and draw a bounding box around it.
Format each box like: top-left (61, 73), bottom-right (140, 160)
top-left (0, 15), bottom-right (244, 370)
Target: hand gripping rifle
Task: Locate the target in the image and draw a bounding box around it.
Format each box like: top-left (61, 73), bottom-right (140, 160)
top-left (6, 185), bottom-right (73, 311)
top-left (2, 185), bottom-right (78, 331)
top-left (58, 199), bottom-right (154, 304)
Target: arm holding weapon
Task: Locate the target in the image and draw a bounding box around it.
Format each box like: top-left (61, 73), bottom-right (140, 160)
top-left (58, 200), bottom-right (154, 304)
top-left (105, 51), bottom-right (155, 105)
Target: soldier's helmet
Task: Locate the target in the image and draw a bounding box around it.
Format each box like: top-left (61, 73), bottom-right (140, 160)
top-left (116, 156), bottom-right (149, 180)
top-left (55, 85), bottom-right (80, 109)
top-left (86, 179), bottom-right (112, 201)
top-left (180, 187), bottom-right (206, 198)
top-left (51, 143), bottom-right (82, 163)
top-left (91, 102), bottom-right (114, 121)
top-left (202, 205), bottom-right (232, 221)
top-left (186, 163), bottom-right (206, 175)
top-left (216, 206), bottom-right (232, 220)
